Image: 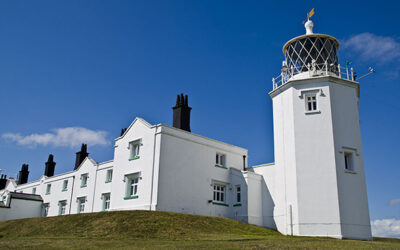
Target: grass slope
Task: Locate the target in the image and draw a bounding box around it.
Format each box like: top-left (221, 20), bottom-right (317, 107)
top-left (0, 210), bottom-right (398, 249)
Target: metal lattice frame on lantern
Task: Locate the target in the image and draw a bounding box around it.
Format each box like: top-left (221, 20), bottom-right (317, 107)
top-left (283, 20), bottom-right (340, 78)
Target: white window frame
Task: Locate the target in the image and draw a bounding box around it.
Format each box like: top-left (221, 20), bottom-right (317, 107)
top-left (43, 203), bottom-right (49, 216)
top-left (62, 180), bottom-right (68, 191)
top-left (81, 174), bottom-right (88, 187)
top-left (213, 183), bottom-right (226, 204)
top-left (235, 185), bottom-right (241, 204)
top-left (58, 200), bottom-right (66, 215)
top-left (129, 140), bottom-right (141, 160)
top-left (46, 184), bottom-right (51, 195)
top-left (344, 151), bottom-right (354, 172)
top-left (215, 153), bottom-right (226, 167)
top-left (102, 193), bottom-right (111, 211)
top-left (77, 197), bottom-right (86, 214)
top-left (106, 169), bottom-right (113, 183)
top-left (124, 173), bottom-right (140, 199)
top-left (305, 94), bottom-right (317, 112)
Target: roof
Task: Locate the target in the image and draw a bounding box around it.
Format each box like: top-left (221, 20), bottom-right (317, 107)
top-left (282, 33), bottom-right (340, 54)
top-left (9, 192), bottom-right (43, 202)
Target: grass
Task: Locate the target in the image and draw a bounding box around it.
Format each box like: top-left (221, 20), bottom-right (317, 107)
top-left (0, 210), bottom-right (399, 249)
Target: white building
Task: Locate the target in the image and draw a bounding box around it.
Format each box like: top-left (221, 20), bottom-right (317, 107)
top-left (0, 19), bottom-right (372, 240)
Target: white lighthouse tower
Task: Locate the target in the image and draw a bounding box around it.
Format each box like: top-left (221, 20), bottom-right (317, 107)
top-left (266, 18), bottom-right (372, 240)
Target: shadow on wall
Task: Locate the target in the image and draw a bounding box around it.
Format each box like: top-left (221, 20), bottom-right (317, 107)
top-left (261, 177), bottom-right (276, 230)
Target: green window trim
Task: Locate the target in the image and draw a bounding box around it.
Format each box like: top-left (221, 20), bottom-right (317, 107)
top-left (61, 188), bottom-right (68, 192)
top-left (124, 195), bottom-right (139, 200)
top-left (212, 202), bottom-right (229, 207)
top-left (233, 203), bottom-right (242, 207)
top-left (129, 156), bottom-right (140, 161)
top-left (45, 192), bottom-right (50, 195)
top-left (105, 180), bottom-right (112, 183)
top-left (215, 164), bottom-right (228, 169)
top-left (101, 209), bottom-right (109, 212)
top-left (80, 184), bottom-right (87, 188)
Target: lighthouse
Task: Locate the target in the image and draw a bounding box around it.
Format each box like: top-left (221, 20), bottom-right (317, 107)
top-left (264, 17), bottom-right (373, 240)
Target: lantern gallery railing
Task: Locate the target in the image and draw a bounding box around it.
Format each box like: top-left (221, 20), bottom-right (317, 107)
top-left (272, 62), bottom-right (356, 90)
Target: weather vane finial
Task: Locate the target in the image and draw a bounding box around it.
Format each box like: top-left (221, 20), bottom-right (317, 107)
top-left (302, 8), bottom-right (315, 24)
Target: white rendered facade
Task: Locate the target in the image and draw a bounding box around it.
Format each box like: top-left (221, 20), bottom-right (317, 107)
top-left (0, 20), bottom-right (372, 240)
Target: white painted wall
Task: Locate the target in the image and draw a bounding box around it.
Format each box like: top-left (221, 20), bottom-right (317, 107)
top-left (0, 198), bottom-right (42, 221)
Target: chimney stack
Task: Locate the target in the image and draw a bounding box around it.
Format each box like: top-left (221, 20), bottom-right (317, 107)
top-left (44, 154), bottom-right (56, 177)
top-left (74, 144), bottom-right (89, 170)
top-left (172, 93), bottom-right (192, 132)
top-left (18, 164), bottom-right (29, 185)
top-left (0, 175), bottom-right (7, 190)
top-left (120, 128), bottom-right (127, 136)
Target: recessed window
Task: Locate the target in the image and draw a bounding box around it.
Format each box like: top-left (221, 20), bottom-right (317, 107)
top-left (81, 174), bottom-right (88, 187)
top-left (305, 94), bottom-right (317, 111)
top-left (46, 184), bottom-right (51, 195)
top-left (58, 200), bottom-right (67, 215)
top-left (344, 152), bottom-right (354, 171)
top-left (105, 169), bottom-right (113, 183)
top-left (43, 203), bottom-right (49, 216)
top-left (62, 180), bottom-right (68, 191)
top-left (77, 197), bottom-right (86, 213)
top-left (124, 174), bottom-right (140, 199)
top-left (102, 193), bottom-right (111, 211)
top-left (235, 185), bottom-right (241, 204)
top-left (129, 140), bottom-right (141, 160)
top-left (213, 183), bottom-right (226, 203)
top-left (215, 153), bottom-right (226, 168)
top-left (32, 187), bottom-right (36, 194)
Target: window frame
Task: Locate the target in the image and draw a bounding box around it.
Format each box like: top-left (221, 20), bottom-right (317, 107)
top-left (124, 173), bottom-right (140, 199)
top-left (305, 93), bottom-right (318, 112)
top-left (344, 151), bottom-right (355, 172)
top-left (58, 200), bottom-right (67, 215)
top-left (215, 153), bottom-right (227, 169)
top-left (62, 180), bottom-right (68, 191)
top-left (32, 187), bottom-right (36, 194)
top-left (105, 169), bottom-right (113, 183)
top-left (235, 185), bottom-right (241, 204)
top-left (77, 197), bottom-right (86, 214)
top-left (80, 174), bottom-right (88, 188)
top-left (129, 140), bottom-right (141, 161)
top-left (213, 182), bottom-right (227, 205)
top-left (102, 193), bottom-right (111, 211)
top-left (46, 184), bottom-right (51, 195)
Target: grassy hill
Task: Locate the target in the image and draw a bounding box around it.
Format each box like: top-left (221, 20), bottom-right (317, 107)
top-left (0, 210), bottom-right (399, 249)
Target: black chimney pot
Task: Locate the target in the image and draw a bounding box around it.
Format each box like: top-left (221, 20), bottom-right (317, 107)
top-left (74, 144), bottom-right (89, 170)
top-left (172, 93), bottom-right (192, 132)
top-left (44, 154), bottom-right (56, 177)
top-left (18, 164), bottom-right (29, 184)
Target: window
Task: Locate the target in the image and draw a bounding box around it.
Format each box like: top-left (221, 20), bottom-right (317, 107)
top-left (46, 184), bottom-right (51, 195)
top-left (43, 203), bottom-right (49, 216)
top-left (77, 197), bottom-right (86, 213)
top-left (305, 94), bottom-right (317, 111)
top-left (81, 174), bottom-right (88, 187)
top-left (62, 180), bottom-right (68, 191)
top-left (32, 187), bottom-right (36, 194)
top-left (102, 193), bottom-right (111, 211)
top-left (235, 185), bottom-right (241, 204)
top-left (215, 153), bottom-right (226, 168)
top-left (129, 140), bottom-right (141, 160)
top-left (105, 169), bottom-right (113, 183)
top-left (58, 201), bottom-right (66, 215)
top-left (344, 152), bottom-right (354, 171)
top-left (124, 174), bottom-right (140, 199)
top-left (213, 183), bottom-right (226, 203)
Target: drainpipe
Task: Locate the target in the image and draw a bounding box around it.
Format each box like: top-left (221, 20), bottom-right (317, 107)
top-left (149, 126), bottom-right (158, 211)
top-left (243, 155), bottom-right (247, 171)
top-left (91, 163), bottom-right (99, 212)
top-left (68, 176), bottom-right (75, 214)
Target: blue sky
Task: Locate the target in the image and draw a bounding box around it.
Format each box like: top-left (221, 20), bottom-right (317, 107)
top-left (0, 0), bottom-right (399, 237)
